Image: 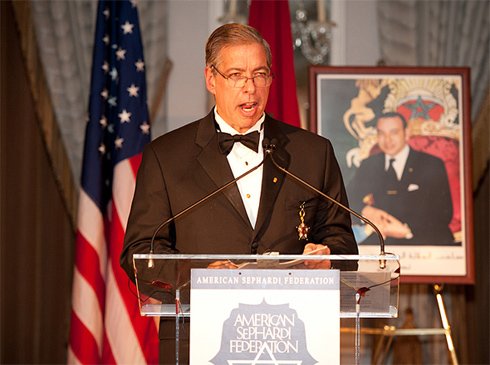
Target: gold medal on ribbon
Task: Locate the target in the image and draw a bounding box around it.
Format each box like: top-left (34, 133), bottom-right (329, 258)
top-left (296, 202), bottom-right (310, 240)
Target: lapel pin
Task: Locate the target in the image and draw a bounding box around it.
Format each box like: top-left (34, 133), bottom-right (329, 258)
top-left (273, 177), bottom-right (278, 183)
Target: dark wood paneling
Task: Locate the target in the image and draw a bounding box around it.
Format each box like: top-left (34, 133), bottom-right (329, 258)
top-left (1, 1), bottom-right (75, 363)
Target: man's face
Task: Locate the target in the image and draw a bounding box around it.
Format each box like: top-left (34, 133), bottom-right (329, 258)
top-left (205, 43), bottom-right (271, 133)
top-left (376, 116), bottom-right (409, 156)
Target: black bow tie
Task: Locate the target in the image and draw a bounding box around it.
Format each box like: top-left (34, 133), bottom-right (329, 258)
top-left (218, 131), bottom-right (260, 155)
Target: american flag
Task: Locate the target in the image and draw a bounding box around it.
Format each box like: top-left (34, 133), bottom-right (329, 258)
top-left (68, 0), bottom-right (159, 363)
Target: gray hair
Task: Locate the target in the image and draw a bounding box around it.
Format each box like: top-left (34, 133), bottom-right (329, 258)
top-left (205, 23), bottom-right (272, 69)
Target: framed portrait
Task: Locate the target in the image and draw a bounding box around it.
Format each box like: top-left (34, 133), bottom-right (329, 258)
top-left (309, 66), bottom-right (474, 284)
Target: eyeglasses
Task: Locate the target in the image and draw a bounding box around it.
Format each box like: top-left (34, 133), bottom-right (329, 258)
top-left (211, 65), bottom-right (273, 88)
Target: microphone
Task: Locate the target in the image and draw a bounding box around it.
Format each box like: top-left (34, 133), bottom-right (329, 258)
top-left (147, 154), bottom-right (266, 268)
top-left (262, 138), bottom-right (388, 267)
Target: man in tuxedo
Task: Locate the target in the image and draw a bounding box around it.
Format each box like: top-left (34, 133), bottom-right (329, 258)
top-left (121, 23), bottom-right (357, 364)
top-left (348, 112), bottom-right (454, 245)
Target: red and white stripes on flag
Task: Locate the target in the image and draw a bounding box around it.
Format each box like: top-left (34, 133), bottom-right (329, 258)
top-left (68, 1), bottom-right (159, 363)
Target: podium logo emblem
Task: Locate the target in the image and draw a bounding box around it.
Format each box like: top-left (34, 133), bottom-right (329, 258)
top-left (210, 300), bottom-right (317, 365)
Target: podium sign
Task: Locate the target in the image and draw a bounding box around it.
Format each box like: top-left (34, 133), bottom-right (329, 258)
top-left (132, 254), bottom-right (400, 364)
top-left (190, 269), bottom-right (340, 364)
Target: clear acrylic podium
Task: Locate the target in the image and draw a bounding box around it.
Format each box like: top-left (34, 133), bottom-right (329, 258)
top-left (133, 253), bottom-right (400, 364)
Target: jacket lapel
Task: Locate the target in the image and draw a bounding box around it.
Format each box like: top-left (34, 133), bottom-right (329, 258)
top-left (400, 148), bottom-right (416, 182)
top-left (253, 117), bottom-right (290, 238)
top-left (195, 112), bottom-right (252, 228)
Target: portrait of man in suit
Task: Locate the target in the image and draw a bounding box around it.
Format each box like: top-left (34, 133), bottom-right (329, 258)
top-left (348, 112), bottom-right (454, 245)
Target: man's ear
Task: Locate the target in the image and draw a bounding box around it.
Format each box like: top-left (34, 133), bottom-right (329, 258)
top-left (205, 66), bottom-right (216, 95)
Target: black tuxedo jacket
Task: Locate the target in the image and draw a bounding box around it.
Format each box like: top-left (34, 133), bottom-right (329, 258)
top-left (348, 148), bottom-right (454, 245)
top-left (121, 111), bottom-right (357, 274)
top-left (120, 111), bottom-right (357, 364)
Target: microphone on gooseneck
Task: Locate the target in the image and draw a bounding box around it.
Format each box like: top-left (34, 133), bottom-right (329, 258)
top-left (262, 138), bottom-right (388, 267)
top-left (147, 153), bottom-right (266, 268)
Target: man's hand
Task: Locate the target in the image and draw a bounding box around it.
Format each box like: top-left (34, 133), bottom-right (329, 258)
top-left (361, 205), bottom-right (397, 226)
top-left (207, 260), bottom-right (238, 269)
top-left (362, 205), bottom-right (413, 239)
top-left (379, 219), bottom-right (413, 239)
top-left (302, 243), bottom-right (331, 269)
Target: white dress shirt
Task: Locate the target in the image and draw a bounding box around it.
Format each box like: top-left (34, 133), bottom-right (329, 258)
top-left (214, 109), bottom-right (265, 228)
top-left (384, 144), bottom-right (410, 181)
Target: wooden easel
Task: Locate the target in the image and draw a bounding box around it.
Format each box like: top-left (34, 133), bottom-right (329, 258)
top-left (371, 284), bottom-right (458, 364)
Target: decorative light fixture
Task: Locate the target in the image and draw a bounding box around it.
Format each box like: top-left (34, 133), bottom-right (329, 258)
top-left (219, 0), bottom-right (247, 24)
top-left (219, 0), bottom-right (335, 65)
top-left (291, 0), bottom-right (335, 65)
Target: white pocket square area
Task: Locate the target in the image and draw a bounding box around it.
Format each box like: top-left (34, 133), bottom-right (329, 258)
top-left (408, 184), bottom-right (419, 192)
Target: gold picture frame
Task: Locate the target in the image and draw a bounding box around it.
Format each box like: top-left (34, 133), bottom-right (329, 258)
top-left (309, 66), bottom-right (474, 284)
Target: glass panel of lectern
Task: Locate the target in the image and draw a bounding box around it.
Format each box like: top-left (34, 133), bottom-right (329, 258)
top-left (132, 254), bottom-right (400, 319)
